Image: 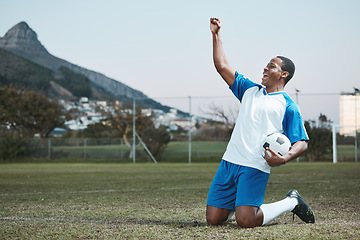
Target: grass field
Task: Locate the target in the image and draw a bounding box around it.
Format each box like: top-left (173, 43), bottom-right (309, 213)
top-left (1, 162), bottom-right (359, 239)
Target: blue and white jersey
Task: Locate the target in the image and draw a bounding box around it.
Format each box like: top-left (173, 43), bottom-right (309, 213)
top-left (222, 72), bottom-right (309, 173)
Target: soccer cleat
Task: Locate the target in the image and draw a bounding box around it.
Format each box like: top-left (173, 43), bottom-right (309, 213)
top-left (286, 190), bottom-right (315, 223)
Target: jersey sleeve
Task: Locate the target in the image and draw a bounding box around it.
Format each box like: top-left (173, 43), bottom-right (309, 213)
top-left (282, 98), bottom-right (309, 144)
top-left (230, 71), bottom-right (260, 102)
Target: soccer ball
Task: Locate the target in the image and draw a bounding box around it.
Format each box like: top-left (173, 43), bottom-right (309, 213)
top-left (262, 132), bottom-right (291, 158)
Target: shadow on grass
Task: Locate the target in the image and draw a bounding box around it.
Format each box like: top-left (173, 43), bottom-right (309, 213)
top-left (118, 218), bottom-right (289, 229)
top-left (96, 218), bottom-right (283, 229)
top-left (116, 218), bottom-right (209, 228)
top-left (3, 215), bottom-right (313, 230)
top-left (1, 216), bottom-right (207, 228)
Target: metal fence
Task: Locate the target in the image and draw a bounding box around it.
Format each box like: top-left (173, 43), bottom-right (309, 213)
top-left (2, 92), bottom-right (356, 163)
top-left (16, 137), bottom-right (229, 163)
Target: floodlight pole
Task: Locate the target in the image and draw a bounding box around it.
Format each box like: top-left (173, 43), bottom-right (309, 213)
top-left (133, 98), bottom-right (136, 164)
top-left (295, 88), bottom-right (300, 163)
top-left (188, 96), bottom-right (192, 164)
top-left (295, 88), bottom-right (300, 106)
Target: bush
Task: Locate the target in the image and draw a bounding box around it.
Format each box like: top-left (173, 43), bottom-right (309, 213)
top-left (304, 114), bottom-right (332, 162)
top-left (0, 130), bottom-right (30, 160)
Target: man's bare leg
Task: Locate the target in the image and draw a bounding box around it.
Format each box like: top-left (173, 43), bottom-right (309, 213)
top-left (206, 205), bottom-right (234, 225)
top-left (206, 205), bottom-right (263, 227)
top-left (235, 206), bottom-right (264, 228)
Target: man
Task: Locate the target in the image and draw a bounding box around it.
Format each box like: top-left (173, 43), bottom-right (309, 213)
top-left (206, 18), bottom-right (315, 228)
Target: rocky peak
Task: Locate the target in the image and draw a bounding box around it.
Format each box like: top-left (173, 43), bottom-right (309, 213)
top-left (0, 21), bottom-right (48, 53)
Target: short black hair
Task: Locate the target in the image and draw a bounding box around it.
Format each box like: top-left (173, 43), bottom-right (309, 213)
top-left (277, 56), bottom-right (295, 84)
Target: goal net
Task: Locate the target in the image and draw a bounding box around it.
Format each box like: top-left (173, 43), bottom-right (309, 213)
top-left (332, 125), bottom-right (359, 163)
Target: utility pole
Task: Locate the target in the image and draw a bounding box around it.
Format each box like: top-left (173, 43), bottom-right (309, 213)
top-left (133, 98), bottom-right (136, 164)
top-left (295, 88), bottom-right (300, 163)
top-left (354, 87), bottom-right (359, 162)
top-left (188, 96), bottom-right (192, 164)
top-left (295, 88), bottom-right (300, 106)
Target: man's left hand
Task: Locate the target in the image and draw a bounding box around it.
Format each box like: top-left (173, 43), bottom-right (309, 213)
top-left (264, 148), bottom-right (286, 167)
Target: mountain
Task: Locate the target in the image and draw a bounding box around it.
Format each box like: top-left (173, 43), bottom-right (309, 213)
top-left (0, 22), bottom-right (168, 110)
top-left (0, 22), bottom-right (48, 54)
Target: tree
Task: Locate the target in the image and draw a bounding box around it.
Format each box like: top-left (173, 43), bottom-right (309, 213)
top-left (0, 129), bottom-right (29, 160)
top-left (108, 104), bottom-right (152, 151)
top-left (0, 85), bottom-right (65, 138)
top-left (201, 102), bottom-right (238, 127)
top-left (108, 103), bottom-right (171, 160)
top-left (80, 122), bottom-right (116, 138)
top-left (198, 102), bottom-right (238, 140)
top-left (304, 113), bottom-right (333, 162)
top-left (141, 125), bottom-right (171, 161)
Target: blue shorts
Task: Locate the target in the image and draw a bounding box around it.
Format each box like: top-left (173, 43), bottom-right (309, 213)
top-left (207, 160), bottom-right (270, 210)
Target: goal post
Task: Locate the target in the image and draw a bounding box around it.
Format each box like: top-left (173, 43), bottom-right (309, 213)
top-left (332, 125), bottom-right (337, 164)
top-left (332, 124), bottom-right (359, 163)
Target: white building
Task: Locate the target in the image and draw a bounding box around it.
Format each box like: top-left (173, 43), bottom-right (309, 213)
top-left (339, 93), bottom-right (360, 135)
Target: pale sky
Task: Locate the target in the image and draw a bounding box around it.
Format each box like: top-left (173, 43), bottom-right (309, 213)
top-left (1, 0), bottom-right (359, 123)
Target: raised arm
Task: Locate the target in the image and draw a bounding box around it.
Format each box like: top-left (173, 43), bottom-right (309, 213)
top-left (210, 18), bottom-right (235, 87)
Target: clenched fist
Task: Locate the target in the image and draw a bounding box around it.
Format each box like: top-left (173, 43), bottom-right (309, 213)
top-left (210, 18), bottom-right (221, 34)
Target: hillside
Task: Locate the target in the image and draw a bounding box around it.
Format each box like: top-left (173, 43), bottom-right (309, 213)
top-left (0, 47), bottom-right (53, 92)
top-left (0, 47), bottom-right (116, 100)
top-left (0, 22), bottom-right (171, 111)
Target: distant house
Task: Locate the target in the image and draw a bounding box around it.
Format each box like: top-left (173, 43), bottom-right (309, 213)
top-left (170, 118), bottom-right (196, 131)
top-left (79, 97), bottom-right (89, 103)
top-left (50, 127), bottom-right (68, 137)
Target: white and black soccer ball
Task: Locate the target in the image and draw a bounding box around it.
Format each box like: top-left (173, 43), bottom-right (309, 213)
top-left (262, 132), bottom-right (291, 158)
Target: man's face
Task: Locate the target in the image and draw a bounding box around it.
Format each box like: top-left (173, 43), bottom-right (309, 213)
top-left (262, 57), bottom-right (284, 87)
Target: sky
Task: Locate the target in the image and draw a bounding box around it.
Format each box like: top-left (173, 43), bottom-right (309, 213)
top-left (1, 0), bottom-right (359, 123)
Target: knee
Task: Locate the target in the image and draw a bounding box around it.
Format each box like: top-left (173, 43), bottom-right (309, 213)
top-left (236, 215), bottom-right (258, 228)
top-left (206, 214), bottom-right (223, 226)
top-left (206, 206), bottom-right (229, 226)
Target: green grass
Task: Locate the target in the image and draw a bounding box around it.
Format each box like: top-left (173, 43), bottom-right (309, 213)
top-left (54, 144), bottom-right (130, 160)
top-left (162, 141), bottom-right (228, 162)
top-left (1, 162), bottom-right (359, 239)
top-left (336, 145), bottom-right (360, 161)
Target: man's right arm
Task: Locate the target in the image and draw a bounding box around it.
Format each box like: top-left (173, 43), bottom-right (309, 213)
top-left (210, 18), bottom-right (235, 87)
